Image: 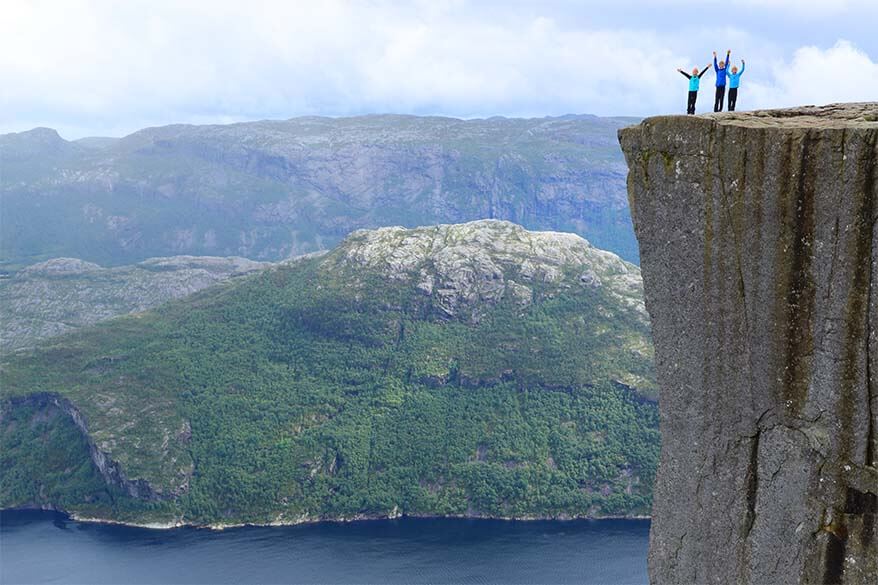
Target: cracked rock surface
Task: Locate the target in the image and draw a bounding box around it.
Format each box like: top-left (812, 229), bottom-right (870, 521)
top-left (619, 103), bottom-right (878, 584)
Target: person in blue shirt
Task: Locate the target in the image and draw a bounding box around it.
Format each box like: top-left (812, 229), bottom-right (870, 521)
top-left (677, 64), bottom-right (711, 114)
top-left (713, 50), bottom-right (731, 112)
top-left (726, 59), bottom-right (745, 111)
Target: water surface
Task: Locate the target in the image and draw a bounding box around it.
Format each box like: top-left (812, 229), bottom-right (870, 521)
top-left (1, 511), bottom-right (648, 584)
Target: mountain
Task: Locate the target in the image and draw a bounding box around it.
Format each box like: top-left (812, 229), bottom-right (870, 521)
top-left (620, 103), bottom-right (878, 584)
top-left (1, 220), bottom-right (657, 526)
top-left (0, 115), bottom-right (639, 270)
top-left (0, 255), bottom-right (274, 352)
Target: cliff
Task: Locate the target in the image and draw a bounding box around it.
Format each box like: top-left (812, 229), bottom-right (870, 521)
top-left (2, 393), bottom-right (162, 500)
top-left (619, 103), bottom-right (878, 584)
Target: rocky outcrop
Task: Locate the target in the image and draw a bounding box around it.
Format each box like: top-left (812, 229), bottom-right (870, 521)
top-left (1, 255), bottom-right (272, 351)
top-left (619, 103), bottom-right (878, 584)
top-left (326, 220), bottom-right (644, 321)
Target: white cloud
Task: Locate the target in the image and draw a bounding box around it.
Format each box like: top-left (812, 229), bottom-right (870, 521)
top-left (747, 41), bottom-right (878, 109)
top-left (634, 0), bottom-right (869, 15)
top-left (0, 1), bottom-right (873, 137)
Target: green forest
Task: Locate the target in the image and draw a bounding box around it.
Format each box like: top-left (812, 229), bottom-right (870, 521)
top-left (1, 240), bottom-right (657, 526)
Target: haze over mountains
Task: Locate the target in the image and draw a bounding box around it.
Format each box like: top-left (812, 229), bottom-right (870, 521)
top-left (0, 114), bottom-right (639, 271)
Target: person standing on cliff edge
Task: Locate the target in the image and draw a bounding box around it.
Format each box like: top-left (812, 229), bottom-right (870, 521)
top-left (713, 49), bottom-right (731, 112)
top-left (725, 59), bottom-right (745, 111)
top-left (677, 64), bottom-right (711, 114)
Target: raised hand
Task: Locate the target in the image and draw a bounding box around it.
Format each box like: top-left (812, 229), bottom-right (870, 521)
top-left (713, 51), bottom-right (717, 56)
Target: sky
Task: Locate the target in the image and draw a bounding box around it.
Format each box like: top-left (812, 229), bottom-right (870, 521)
top-left (1, 0), bottom-right (876, 139)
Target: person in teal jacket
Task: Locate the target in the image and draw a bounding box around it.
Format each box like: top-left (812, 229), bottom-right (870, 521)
top-left (726, 60), bottom-right (745, 111)
top-left (677, 64), bottom-right (711, 114)
top-left (713, 50), bottom-right (731, 112)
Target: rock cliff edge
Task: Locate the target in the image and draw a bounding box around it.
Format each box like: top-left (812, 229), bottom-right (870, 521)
top-left (619, 103), bottom-right (878, 584)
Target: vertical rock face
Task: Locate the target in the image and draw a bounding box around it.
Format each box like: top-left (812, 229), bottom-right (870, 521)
top-left (619, 104), bottom-right (878, 584)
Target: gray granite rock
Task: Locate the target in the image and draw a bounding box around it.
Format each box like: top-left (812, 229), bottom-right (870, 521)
top-left (619, 103), bottom-right (878, 584)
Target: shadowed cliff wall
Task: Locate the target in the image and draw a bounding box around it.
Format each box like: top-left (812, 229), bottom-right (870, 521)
top-left (619, 103), bottom-right (878, 584)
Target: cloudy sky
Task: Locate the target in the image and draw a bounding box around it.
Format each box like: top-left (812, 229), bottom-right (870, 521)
top-left (2, 0), bottom-right (876, 138)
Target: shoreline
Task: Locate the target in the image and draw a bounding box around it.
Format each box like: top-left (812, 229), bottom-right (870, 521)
top-left (3, 507), bottom-right (650, 531)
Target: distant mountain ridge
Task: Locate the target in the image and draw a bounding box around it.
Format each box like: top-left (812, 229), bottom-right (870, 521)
top-left (0, 114), bottom-right (639, 269)
top-left (0, 255), bottom-right (274, 352)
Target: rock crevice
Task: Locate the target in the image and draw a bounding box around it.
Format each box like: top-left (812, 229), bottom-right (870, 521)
top-left (619, 103), bottom-right (878, 584)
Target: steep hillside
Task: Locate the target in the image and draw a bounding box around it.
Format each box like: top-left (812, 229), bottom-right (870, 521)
top-left (0, 221), bottom-right (656, 526)
top-left (0, 256), bottom-right (272, 351)
top-left (0, 115), bottom-right (639, 269)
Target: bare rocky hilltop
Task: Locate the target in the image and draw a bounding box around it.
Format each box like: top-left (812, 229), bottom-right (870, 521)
top-left (620, 103), bottom-right (878, 584)
top-left (0, 256), bottom-right (272, 352)
top-left (325, 220), bottom-right (645, 321)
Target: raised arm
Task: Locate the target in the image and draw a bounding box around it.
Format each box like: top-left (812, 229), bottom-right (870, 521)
top-left (699, 64), bottom-right (710, 78)
top-left (678, 68), bottom-right (692, 79)
top-left (713, 51), bottom-right (719, 71)
top-left (740, 60), bottom-right (745, 75)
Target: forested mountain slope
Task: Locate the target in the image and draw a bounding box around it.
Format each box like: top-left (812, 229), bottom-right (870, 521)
top-left (1, 221), bottom-right (656, 526)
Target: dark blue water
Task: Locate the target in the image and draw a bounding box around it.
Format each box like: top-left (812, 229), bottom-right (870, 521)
top-left (0, 511), bottom-right (648, 584)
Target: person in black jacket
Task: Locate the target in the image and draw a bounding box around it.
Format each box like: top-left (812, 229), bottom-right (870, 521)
top-left (677, 64), bottom-right (711, 114)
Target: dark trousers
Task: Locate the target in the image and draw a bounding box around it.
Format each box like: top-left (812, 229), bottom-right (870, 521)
top-left (687, 91), bottom-right (698, 115)
top-left (714, 86), bottom-right (726, 112)
top-left (728, 88), bottom-right (738, 111)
